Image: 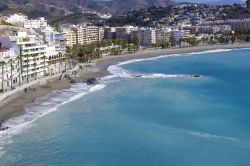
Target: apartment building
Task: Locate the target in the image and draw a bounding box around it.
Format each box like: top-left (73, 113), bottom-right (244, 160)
top-left (5, 14), bottom-right (28, 26)
top-left (37, 27), bottom-right (66, 54)
top-left (86, 26), bottom-right (99, 44)
top-left (104, 27), bottom-right (116, 40)
top-left (171, 29), bottom-right (191, 41)
top-left (133, 28), bottom-right (156, 47)
top-left (10, 31), bottom-right (47, 82)
top-left (116, 26), bottom-right (135, 42)
top-left (63, 28), bottom-right (77, 47)
top-left (24, 17), bottom-right (48, 29)
top-left (227, 18), bottom-right (250, 31)
top-left (156, 28), bottom-right (172, 42)
top-left (63, 26), bottom-right (102, 46)
top-left (0, 37), bottom-right (20, 91)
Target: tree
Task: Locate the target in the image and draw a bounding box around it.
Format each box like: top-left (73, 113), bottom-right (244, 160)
top-left (0, 61), bottom-right (6, 93)
top-left (133, 36), bottom-right (140, 52)
top-left (16, 55), bottom-right (22, 86)
top-left (247, 0), bottom-right (250, 8)
top-left (8, 59), bottom-right (15, 90)
top-left (23, 54), bottom-right (30, 83)
top-left (159, 40), bottom-right (168, 49)
top-left (41, 56), bottom-right (47, 77)
top-left (31, 54), bottom-right (39, 80)
top-left (58, 52), bottom-right (63, 73)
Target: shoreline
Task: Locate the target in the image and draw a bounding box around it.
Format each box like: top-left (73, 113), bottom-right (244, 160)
top-left (0, 43), bottom-right (250, 122)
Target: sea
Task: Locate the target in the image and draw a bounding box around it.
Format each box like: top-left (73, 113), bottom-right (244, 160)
top-left (1, 48), bottom-right (250, 166)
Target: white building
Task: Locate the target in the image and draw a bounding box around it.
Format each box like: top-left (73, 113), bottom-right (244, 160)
top-left (227, 18), bottom-right (250, 31)
top-left (36, 27), bottom-right (66, 53)
top-left (171, 29), bottom-right (191, 41)
top-left (10, 31), bottom-right (47, 82)
top-left (63, 25), bottom-right (103, 46)
top-left (171, 29), bottom-right (182, 41)
top-left (24, 17), bottom-right (48, 29)
top-left (5, 14), bottom-right (28, 25)
top-left (133, 28), bottom-right (156, 47)
top-left (116, 26), bottom-right (136, 42)
top-left (156, 28), bottom-right (172, 42)
top-left (0, 37), bottom-right (20, 91)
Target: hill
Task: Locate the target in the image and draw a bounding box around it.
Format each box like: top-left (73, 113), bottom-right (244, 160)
top-left (0, 0), bottom-right (175, 25)
top-left (0, 0), bottom-right (175, 17)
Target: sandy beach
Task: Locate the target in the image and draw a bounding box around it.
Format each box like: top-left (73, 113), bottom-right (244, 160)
top-left (0, 43), bottom-right (250, 121)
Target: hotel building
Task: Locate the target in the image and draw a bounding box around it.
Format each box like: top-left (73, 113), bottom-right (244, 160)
top-left (10, 31), bottom-right (47, 82)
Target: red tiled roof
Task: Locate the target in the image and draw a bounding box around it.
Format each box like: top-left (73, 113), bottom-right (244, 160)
top-left (0, 49), bottom-right (10, 53)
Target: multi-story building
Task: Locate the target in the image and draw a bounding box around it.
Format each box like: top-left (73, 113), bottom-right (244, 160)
top-left (9, 31), bottom-right (47, 81)
top-left (98, 27), bottom-right (105, 41)
top-left (24, 17), bottom-right (48, 29)
top-left (86, 26), bottom-right (99, 44)
top-left (116, 26), bottom-right (135, 42)
top-left (5, 14), bottom-right (28, 25)
top-left (63, 26), bottom-right (102, 46)
top-left (53, 32), bottom-right (66, 53)
top-left (171, 29), bottom-right (182, 41)
top-left (104, 27), bottom-right (116, 40)
top-left (0, 37), bottom-right (20, 91)
top-left (133, 28), bottom-right (156, 47)
top-left (171, 29), bottom-right (191, 41)
top-left (227, 18), bottom-right (250, 31)
top-left (76, 26), bottom-right (88, 45)
top-left (63, 28), bottom-right (77, 47)
top-left (156, 28), bottom-right (172, 42)
top-left (37, 27), bottom-right (66, 53)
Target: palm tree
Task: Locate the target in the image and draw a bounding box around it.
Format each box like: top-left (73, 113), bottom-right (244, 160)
top-left (8, 59), bottom-right (15, 90)
top-left (23, 54), bottom-right (30, 83)
top-left (16, 55), bottom-right (22, 86)
top-left (31, 53), bottom-right (39, 80)
top-left (0, 61), bottom-right (6, 93)
top-left (58, 52), bottom-right (62, 73)
top-left (41, 55), bottom-right (47, 77)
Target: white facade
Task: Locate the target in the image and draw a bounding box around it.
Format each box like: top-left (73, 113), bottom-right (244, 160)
top-left (171, 30), bottom-right (182, 41)
top-left (6, 14), bottom-right (28, 24)
top-left (10, 31), bottom-right (47, 81)
top-left (46, 46), bottom-right (57, 58)
top-left (156, 28), bottom-right (172, 42)
top-left (227, 18), bottom-right (250, 31)
top-left (116, 26), bottom-right (136, 42)
top-left (0, 43), bottom-right (19, 91)
top-left (24, 17), bottom-right (48, 29)
top-left (0, 49), bottom-right (16, 60)
top-left (63, 26), bottom-right (103, 46)
top-left (171, 29), bottom-right (191, 41)
top-left (133, 28), bottom-right (156, 47)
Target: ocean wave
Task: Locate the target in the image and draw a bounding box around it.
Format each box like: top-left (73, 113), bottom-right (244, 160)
top-left (0, 48), bottom-right (241, 157)
top-left (106, 48), bottom-right (239, 80)
top-left (109, 48), bottom-right (236, 70)
top-left (0, 83), bottom-right (106, 158)
top-left (189, 131), bottom-right (238, 142)
top-left (106, 65), bottom-right (201, 80)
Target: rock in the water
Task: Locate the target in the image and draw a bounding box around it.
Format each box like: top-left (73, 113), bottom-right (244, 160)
top-left (70, 79), bottom-right (76, 83)
top-left (86, 78), bottom-right (99, 85)
top-left (193, 74), bottom-right (200, 78)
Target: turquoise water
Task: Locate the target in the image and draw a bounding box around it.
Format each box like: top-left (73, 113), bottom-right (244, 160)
top-left (1, 49), bottom-right (250, 166)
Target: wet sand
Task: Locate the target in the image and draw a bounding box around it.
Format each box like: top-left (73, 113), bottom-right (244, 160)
top-left (0, 43), bottom-right (249, 121)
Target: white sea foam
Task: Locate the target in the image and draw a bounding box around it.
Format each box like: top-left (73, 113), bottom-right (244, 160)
top-left (105, 64), bottom-right (200, 80)
top-left (106, 48), bottom-right (238, 80)
top-left (108, 48), bottom-right (237, 72)
top-left (190, 131), bottom-right (238, 142)
top-left (0, 83), bottom-right (106, 158)
top-left (0, 48), bottom-right (242, 157)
